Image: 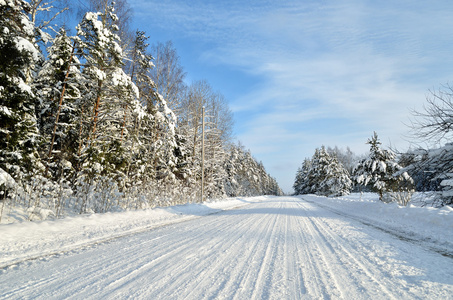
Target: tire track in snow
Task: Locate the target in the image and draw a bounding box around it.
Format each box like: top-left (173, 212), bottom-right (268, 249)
top-left (292, 201), bottom-right (343, 298)
top-left (145, 211), bottom-right (262, 299)
top-left (300, 201), bottom-right (398, 299)
top-left (206, 203), bottom-right (280, 299)
top-left (98, 213), bottom-right (256, 298)
top-left (297, 198), bottom-right (453, 299)
top-left (1, 212), bottom-right (243, 299)
top-left (1, 197), bottom-right (453, 299)
top-left (97, 204), bottom-right (265, 299)
top-left (246, 202), bottom-right (281, 299)
top-left (272, 206), bottom-right (305, 299)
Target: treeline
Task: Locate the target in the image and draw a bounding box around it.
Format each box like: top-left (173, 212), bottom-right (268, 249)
top-left (293, 134), bottom-right (413, 205)
top-left (0, 0), bottom-right (282, 221)
top-left (294, 85), bottom-right (453, 208)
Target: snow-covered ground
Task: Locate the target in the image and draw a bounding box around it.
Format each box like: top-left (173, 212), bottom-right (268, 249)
top-left (1, 194), bottom-right (452, 299)
top-left (0, 197), bottom-right (256, 269)
top-left (302, 193), bottom-right (453, 256)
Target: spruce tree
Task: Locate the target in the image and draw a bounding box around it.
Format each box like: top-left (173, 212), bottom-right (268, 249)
top-left (354, 132), bottom-right (413, 201)
top-left (293, 158), bottom-right (313, 195)
top-left (322, 153), bottom-right (352, 197)
top-left (309, 147), bottom-right (327, 195)
top-left (35, 28), bottom-right (82, 178)
top-left (128, 30), bottom-right (178, 185)
top-left (0, 0), bottom-right (43, 181)
top-left (298, 147), bottom-right (352, 197)
top-left (75, 3), bottom-right (138, 179)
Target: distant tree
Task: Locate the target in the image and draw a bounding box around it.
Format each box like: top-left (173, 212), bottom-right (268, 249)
top-left (353, 132), bottom-right (413, 201)
top-left (149, 41), bottom-right (187, 112)
top-left (293, 158), bottom-right (313, 195)
top-left (309, 146), bottom-right (352, 197)
top-left (224, 143), bottom-right (282, 197)
top-left (326, 146), bottom-right (361, 175)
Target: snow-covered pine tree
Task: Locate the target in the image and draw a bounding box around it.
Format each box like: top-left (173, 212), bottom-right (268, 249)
top-left (0, 0), bottom-right (43, 183)
top-left (70, 3), bottom-right (141, 212)
top-left (269, 176), bottom-right (283, 196)
top-left (147, 41), bottom-right (191, 193)
top-left (308, 147), bottom-right (327, 195)
top-left (224, 143), bottom-right (243, 197)
top-left (223, 143), bottom-right (282, 197)
top-left (75, 3), bottom-right (138, 179)
top-left (353, 132), bottom-right (413, 201)
top-left (35, 27), bottom-right (83, 179)
top-left (308, 146), bottom-right (351, 197)
top-left (257, 161), bottom-right (268, 194)
top-left (293, 167), bottom-right (303, 195)
top-left (293, 158), bottom-right (313, 195)
top-left (128, 30), bottom-right (178, 186)
top-left (243, 149), bottom-right (261, 195)
top-left (323, 153), bottom-right (352, 197)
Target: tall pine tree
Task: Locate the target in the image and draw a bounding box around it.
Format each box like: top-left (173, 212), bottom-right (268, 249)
top-left (0, 0), bottom-right (43, 182)
top-left (35, 28), bottom-right (83, 178)
top-left (75, 3), bottom-right (138, 179)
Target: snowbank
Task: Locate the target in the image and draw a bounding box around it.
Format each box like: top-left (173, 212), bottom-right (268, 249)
top-left (2, 193), bottom-right (452, 269)
top-left (0, 196), bottom-right (263, 268)
top-left (300, 193), bottom-right (453, 251)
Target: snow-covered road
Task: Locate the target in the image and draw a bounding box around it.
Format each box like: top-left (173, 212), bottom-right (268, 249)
top-left (1, 196), bottom-right (452, 299)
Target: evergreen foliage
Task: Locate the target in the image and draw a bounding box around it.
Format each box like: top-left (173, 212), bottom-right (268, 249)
top-left (293, 146), bottom-right (352, 197)
top-left (0, 0), bottom-right (282, 220)
top-left (35, 28), bottom-right (82, 178)
top-left (0, 0), bottom-right (43, 182)
top-left (399, 144), bottom-right (453, 206)
top-left (293, 158), bottom-right (312, 195)
top-left (225, 143), bottom-right (283, 197)
top-left (353, 132), bottom-right (413, 201)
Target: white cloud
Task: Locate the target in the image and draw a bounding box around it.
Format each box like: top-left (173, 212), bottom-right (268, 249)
top-left (130, 0), bottom-right (453, 192)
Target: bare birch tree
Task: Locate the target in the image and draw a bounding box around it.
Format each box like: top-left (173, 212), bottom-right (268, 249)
top-left (409, 84), bottom-right (453, 144)
top-left (149, 41), bottom-right (187, 112)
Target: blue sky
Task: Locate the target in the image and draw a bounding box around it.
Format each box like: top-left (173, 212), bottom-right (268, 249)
top-left (129, 0), bottom-right (453, 193)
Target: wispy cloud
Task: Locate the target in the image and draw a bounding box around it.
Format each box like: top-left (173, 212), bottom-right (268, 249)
top-left (130, 0), bottom-right (453, 192)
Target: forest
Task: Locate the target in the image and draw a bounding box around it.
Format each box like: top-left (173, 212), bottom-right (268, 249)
top-left (293, 129), bottom-right (453, 208)
top-left (0, 0), bottom-right (282, 221)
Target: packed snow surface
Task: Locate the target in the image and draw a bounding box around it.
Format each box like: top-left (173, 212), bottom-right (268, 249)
top-left (1, 194), bottom-right (452, 299)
